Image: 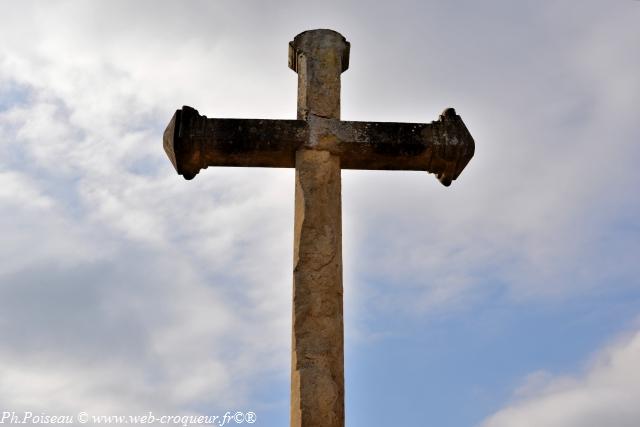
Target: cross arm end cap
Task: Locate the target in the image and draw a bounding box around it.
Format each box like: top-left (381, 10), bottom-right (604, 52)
top-left (432, 108), bottom-right (475, 187)
top-left (163, 106), bottom-right (204, 180)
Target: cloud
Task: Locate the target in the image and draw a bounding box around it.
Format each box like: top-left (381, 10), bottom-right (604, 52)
top-left (0, 174), bottom-right (292, 414)
top-left (0, 3), bottom-right (296, 413)
top-left (0, 0), bottom-right (638, 423)
top-left (481, 330), bottom-right (640, 427)
top-left (341, 1), bottom-right (640, 317)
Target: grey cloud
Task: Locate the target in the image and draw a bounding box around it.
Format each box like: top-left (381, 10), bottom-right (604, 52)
top-left (0, 0), bottom-right (638, 422)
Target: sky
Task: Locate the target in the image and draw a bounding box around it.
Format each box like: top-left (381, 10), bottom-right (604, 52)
top-left (0, 1), bottom-right (639, 426)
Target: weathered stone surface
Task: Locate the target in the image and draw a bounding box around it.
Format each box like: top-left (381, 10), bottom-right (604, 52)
top-left (290, 28), bottom-right (348, 427)
top-left (305, 109), bottom-right (474, 185)
top-left (289, 29), bottom-right (350, 120)
top-left (164, 106), bottom-right (474, 185)
top-left (291, 149), bottom-right (343, 427)
top-left (163, 106), bottom-right (307, 179)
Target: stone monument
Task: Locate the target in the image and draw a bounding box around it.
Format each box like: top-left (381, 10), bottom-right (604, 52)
top-left (163, 29), bottom-right (475, 427)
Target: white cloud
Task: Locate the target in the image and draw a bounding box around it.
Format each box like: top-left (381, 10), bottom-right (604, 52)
top-left (0, 0), bottom-right (638, 422)
top-left (0, 171), bottom-right (53, 210)
top-left (481, 330), bottom-right (640, 427)
top-left (342, 1), bottom-right (640, 315)
top-left (0, 4), bottom-right (295, 409)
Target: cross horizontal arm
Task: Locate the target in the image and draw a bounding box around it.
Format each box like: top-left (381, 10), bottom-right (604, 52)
top-left (163, 106), bottom-right (308, 179)
top-left (164, 106), bottom-right (474, 185)
top-left (309, 108), bottom-right (474, 186)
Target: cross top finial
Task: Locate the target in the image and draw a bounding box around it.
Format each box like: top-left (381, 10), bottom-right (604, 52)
top-left (288, 29), bottom-right (350, 74)
top-left (288, 29), bottom-right (350, 120)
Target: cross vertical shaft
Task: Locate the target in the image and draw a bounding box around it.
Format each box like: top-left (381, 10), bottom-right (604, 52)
top-left (290, 30), bottom-right (349, 427)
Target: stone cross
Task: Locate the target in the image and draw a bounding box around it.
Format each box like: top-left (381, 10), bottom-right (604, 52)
top-left (163, 29), bottom-right (474, 427)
